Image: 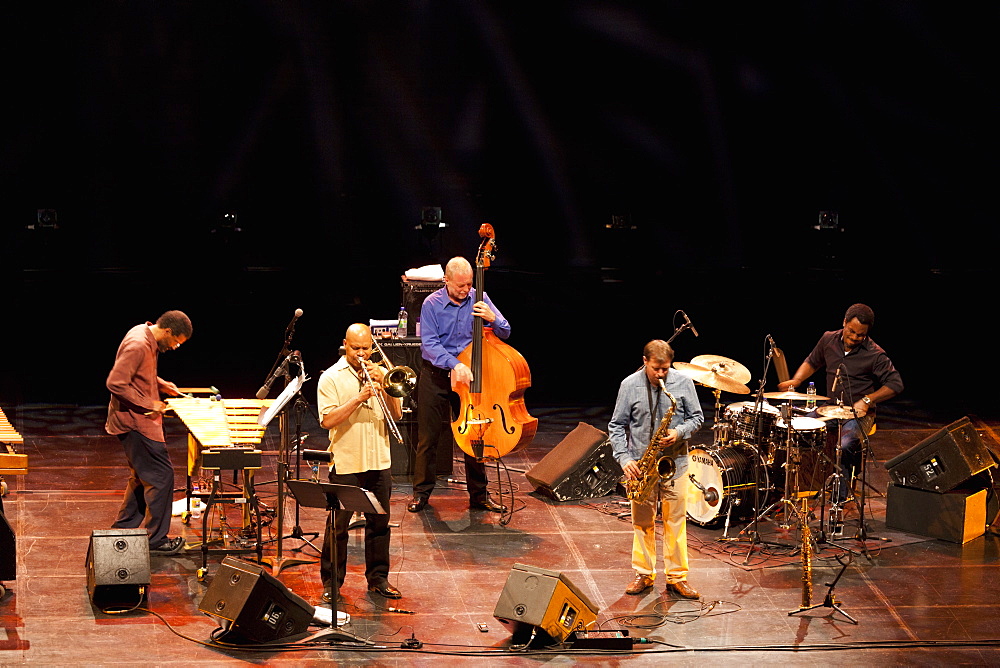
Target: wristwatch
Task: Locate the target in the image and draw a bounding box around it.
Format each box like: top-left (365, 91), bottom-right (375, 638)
top-left (861, 396), bottom-right (872, 405)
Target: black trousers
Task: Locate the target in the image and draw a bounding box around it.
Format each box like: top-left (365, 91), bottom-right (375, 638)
top-left (412, 362), bottom-right (489, 502)
top-left (320, 467), bottom-right (392, 589)
top-left (112, 430), bottom-right (175, 549)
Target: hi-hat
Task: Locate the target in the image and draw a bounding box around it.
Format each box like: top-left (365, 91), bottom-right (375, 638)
top-left (673, 362), bottom-right (750, 394)
top-left (817, 404), bottom-right (858, 420)
top-left (689, 355), bottom-right (751, 384)
top-left (763, 390), bottom-right (831, 402)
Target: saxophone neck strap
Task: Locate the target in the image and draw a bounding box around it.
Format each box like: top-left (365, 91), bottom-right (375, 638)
top-left (645, 379), bottom-right (662, 444)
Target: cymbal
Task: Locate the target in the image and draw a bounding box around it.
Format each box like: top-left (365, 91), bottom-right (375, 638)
top-left (763, 390), bottom-right (831, 402)
top-left (673, 362), bottom-right (750, 395)
top-left (689, 354), bottom-right (751, 384)
top-left (816, 404), bottom-right (857, 420)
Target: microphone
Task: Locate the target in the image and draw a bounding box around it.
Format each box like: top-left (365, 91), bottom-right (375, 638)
top-left (688, 474), bottom-right (719, 504)
top-left (681, 311), bottom-right (699, 337)
top-left (832, 367), bottom-right (842, 394)
top-left (286, 308), bottom-right (304, 331)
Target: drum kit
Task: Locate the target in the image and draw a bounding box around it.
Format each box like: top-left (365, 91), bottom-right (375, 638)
top-left (674, 355), bottom-right (849, 532)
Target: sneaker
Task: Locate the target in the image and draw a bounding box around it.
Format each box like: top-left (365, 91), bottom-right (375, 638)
top-left (150, 536), bottom-right (186, 555)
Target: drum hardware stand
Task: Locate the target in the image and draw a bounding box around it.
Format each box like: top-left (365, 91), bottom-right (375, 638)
top-left (709, 388), bottom-right (728, 447)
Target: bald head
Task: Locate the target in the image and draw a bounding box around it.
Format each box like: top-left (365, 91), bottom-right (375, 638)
top-left (344, 323), bottom-right (373, 368)
top-left (445, 256), bottom-right (472, 278)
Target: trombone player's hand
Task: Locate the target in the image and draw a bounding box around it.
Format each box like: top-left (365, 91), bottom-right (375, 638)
top-left (363, 359), bottom-right (387, 387)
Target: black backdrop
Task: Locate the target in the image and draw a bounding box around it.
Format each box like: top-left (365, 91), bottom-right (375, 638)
top-left (2, 3), bottom-right (995, 420)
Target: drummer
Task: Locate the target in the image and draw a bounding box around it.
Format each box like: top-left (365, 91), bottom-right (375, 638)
top-left (777, 304), bottom-right (903, 503)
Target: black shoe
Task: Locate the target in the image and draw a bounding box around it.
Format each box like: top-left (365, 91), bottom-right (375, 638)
top-left (470, 497), bottom-right (506, 513)
top-left (321, 590), bottom-right (345, 604)
top-left (367, 581), bottom-right (402, 599)
top-left (407, 497), bottom-right (428, 513)
top-left (150, 536), bottom-right (186, 555)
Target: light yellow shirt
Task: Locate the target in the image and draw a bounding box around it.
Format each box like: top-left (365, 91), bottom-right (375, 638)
top-left (316, 356), bottom-right (392, 475)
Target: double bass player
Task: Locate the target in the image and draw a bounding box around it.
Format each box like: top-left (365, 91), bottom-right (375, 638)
top-left (408, 257), bottom-right (508, 514)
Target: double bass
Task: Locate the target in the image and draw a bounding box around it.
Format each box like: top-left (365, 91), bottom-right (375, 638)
top-left (451, 224), bottom-right (537, 459)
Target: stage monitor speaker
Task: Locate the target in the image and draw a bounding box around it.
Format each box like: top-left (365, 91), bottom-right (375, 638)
top-left (86, 529), bottom-right (150, 610)
top-left (526, 422), bottom-right (621, 501)
top-left (885, 482), bottom-right (987, 544)
top-left (884, 416), bottom-right (995, 493)
top-left (493, 562), bottom-right (599, 644)
top-left (198, 556), bottom-right (315, 644)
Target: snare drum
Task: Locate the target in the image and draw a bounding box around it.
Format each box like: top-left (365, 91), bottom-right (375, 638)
top-left (772, 416), bottom-right (827, 449)
top-left (724, 401), bottom-right (780, 445)
top-left (686, 445), bottom-right (770, 527)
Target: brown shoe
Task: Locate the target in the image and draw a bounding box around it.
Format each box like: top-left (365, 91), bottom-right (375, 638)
top-left (667, 580), bottom-right (700, 600)
top-left (625, 573), bottom-right (654, 595)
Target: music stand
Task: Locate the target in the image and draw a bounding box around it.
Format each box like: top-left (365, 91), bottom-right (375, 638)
top-left (285, 479), bottom-right (385, 645)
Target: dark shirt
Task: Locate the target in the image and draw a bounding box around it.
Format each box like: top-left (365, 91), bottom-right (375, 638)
top-left (805, 329), bottom-right (903, 406)
top-left (106, 323), bottom-right (165, 441)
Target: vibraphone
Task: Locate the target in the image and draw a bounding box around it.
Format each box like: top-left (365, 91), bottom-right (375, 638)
top-left (165, 393), bottom-right (273, 579)
top-left (1, 407), bottom-right (25, 591)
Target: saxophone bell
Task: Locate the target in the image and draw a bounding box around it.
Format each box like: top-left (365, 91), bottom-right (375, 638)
top-left (655, 454), bottom-right (676, 481)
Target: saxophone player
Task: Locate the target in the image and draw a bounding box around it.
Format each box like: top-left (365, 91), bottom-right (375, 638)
top-left (609, 340), bottom-right (704, 598)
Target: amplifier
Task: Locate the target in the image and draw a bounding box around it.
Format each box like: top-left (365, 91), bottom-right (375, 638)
top-left (401, 280), bottom-right (442, 337)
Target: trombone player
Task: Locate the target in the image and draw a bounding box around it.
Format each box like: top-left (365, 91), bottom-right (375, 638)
top-left (316, 323), bottom-right (404, 601)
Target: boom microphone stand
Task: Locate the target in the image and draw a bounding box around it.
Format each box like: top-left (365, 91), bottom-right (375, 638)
top-left (257, 310), bottom-right (316, 574)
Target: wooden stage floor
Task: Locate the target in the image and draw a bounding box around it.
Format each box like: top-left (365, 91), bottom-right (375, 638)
top-left (3, 402), bottom-right (1000, 665)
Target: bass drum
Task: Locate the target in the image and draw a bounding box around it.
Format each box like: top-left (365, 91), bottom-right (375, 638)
top-left (686, 445), bottom-right (769, 527)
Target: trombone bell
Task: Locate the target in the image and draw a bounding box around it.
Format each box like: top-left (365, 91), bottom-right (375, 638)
top-left (384, 366), bottom-right (416, 397)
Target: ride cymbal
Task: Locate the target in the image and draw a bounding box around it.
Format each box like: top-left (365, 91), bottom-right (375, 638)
top-left (673, 362), bottom-right (750, 394)
top-left (689, 354), bottom-right (752, 384)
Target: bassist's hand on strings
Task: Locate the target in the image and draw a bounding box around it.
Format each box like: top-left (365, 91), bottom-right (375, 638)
top-left (451, 362), bottom-right (474, 390)
top-left (472, 301), bottom-right (496, 323)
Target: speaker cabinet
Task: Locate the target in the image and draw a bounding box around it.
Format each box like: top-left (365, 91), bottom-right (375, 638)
top-left (526, 422), bottom-right (622, 501)
top-left (493, 563), bottom-right (599, 643)
top-left (886, 483), bottom-right (987, 544)
top-left (401, 279), bottom-right (442, 337)
top-left (884, 416), bottom-right (995, 492)
top-left (198, 556), bottom-right (315, 644)
top-left (86, 529), bottom-right (150, 610)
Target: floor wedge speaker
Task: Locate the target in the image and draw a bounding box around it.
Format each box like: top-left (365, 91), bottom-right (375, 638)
top-left (526, 422), bottom-right (622, 501)
top-left (493, 563), bottom-right (599, 644)
top-left (884, 416), bottom-right (995, 492)
top-left (86, 529), bottom-right (150, 611)
top-left (199, 556), bottom-right (315, 644)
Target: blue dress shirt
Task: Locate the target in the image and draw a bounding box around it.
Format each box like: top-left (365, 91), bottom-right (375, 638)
top-left (419, 287), bottom-right (510, 371)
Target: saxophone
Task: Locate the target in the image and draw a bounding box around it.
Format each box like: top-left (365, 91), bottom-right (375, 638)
top-left (623, 383), bottom-right (678, 504)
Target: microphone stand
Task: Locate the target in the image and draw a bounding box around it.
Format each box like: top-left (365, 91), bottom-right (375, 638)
top-left (282, 392), bottom-right (321, 554)
top-left (741, 336), bottom-right (792, 564)
top-left (258, 321), bottom-right (316, 575)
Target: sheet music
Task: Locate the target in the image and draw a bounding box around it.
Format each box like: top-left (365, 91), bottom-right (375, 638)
top-left (257, 370), bottom-right (306, 427)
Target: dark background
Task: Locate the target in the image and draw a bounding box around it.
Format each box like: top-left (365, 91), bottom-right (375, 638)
top-left (2, 2), bottom-right (995, 421)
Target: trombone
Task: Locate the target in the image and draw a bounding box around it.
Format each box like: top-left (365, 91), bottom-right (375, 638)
top-left (371, 339), bottom-right (417, 398)
top-left (357, 340), bottom-right (416, 444)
